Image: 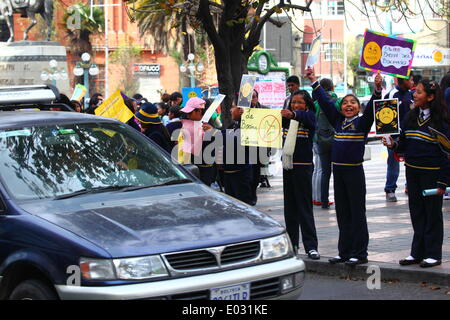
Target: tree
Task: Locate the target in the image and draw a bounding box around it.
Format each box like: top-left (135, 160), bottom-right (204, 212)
top-left (61, 2), bottom-right (104, 58)
top-left (61, 2), bottom-right (104, 93)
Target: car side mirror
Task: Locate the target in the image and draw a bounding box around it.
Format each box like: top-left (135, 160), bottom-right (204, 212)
top-left (182, 164), bottom-right (200, 179)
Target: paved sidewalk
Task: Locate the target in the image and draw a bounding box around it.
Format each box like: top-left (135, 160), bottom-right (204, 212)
top-left (255, 144), bottom-right (450, 286)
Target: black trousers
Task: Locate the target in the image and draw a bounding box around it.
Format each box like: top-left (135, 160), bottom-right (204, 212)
top-left (224, 167), bottom-right (254, 205)
top-left (406, 167), bottom-right (444, 260)
top-left (333, 166), bottom-right (369, 260)
top-left (283, 165), bottom-right (318, 253)
top-left (251, 163), bottom-right (262, 205)
top-left (198, 165), bottom-right (216, 187)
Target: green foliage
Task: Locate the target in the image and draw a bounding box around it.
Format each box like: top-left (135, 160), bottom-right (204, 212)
top-left (62, 2), bottom-right (104, 34)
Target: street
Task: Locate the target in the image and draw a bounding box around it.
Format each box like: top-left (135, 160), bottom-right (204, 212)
top-left (299, 273), bottom-right (450, 300)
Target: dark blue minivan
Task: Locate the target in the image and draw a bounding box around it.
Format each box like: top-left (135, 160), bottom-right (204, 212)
top-left (0, 85), bottom-right (304, 300)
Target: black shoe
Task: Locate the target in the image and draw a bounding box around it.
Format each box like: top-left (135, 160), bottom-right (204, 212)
top-left (345, 258), bottom-right (368, 266)
top-left (419, 260), bottom-right (441, 268)
top-left (307, 250), bottom-right (320, 260)
top-left (399, 258), bottom-right (421, 266)
top-left (328, 256), bottom-right (345, 264)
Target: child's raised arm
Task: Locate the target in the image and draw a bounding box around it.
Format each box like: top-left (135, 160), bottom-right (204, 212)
top-left (306, 67), bottom-right (341, 127)
top-left (359, 72), bottom-right (383, 133)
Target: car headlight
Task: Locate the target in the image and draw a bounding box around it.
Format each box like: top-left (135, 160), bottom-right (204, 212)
top-left (113, 256), bottom-right (168, 280)
top-left (80, 255), bottom-right (169, 280)
top-left (80, 258), bottom-right (116, 280)
top-left (261, 234), bottom-right (292, 260)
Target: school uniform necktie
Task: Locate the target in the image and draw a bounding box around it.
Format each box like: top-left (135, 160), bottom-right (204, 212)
top-left (419, 111), bottom-right (425, 121)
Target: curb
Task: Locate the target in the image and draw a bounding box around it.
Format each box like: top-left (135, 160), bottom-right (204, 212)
top-left (298, 255), bottom-right (450, 287)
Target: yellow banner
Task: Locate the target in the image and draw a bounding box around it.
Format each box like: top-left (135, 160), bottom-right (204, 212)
top-left (95, 90), bottom-right (133, 123)
top-left (241, 108), bottom-right (282, 148)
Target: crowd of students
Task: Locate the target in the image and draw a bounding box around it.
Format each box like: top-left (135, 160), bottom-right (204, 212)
top-left (64, 68), bottom-right (450, 268)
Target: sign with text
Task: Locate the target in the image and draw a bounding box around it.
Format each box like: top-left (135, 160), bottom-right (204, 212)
top-left (133, 64), bottom-right (160, 76)
top-left (254, 80), bottom-right (286, 108)
top-left (241, 108), bottom-right (282, 148)
top-left (359, 29), bottom-right (416, 79)
top-left (95, 90), bottom-right (134, 123)
top-left (373, 98), bottom-right (400, 135)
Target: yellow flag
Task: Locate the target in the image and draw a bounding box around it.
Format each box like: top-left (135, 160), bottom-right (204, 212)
top-left (95, 90), bottom-right (133, 123)
top-left (241, 108), bottom-right (282, 148)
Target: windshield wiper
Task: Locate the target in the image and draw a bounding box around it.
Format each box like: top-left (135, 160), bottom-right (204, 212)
top-left (121, 179), bottom-right (193, 192)
top-left (54, 185), bottom-right (134, 200)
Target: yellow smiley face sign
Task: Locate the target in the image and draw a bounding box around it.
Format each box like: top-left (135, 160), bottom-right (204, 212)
top-left (188, 91), bottom-right (198, 98)
top-left (363, 41), bottom-right (382, 66)
top-left (378, 107), bottom-right (396, 125)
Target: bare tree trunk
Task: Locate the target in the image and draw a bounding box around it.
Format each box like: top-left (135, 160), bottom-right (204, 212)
top-left (198, 0), bottom-right (249, 128)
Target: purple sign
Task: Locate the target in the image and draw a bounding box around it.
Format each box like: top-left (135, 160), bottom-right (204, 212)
top-left (359, 29), bottom-right (416, 79)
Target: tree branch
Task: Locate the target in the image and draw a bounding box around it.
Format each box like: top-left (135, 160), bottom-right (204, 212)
top-left (197, 0), bottom-right (223, 50)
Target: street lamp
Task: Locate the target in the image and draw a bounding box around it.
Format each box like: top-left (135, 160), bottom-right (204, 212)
top-left (179, 53), bottom-right (204, 87)
top-left (40, 59), bottom-right (68, 87)
top-left (73, 52), bottom-right (99, 110)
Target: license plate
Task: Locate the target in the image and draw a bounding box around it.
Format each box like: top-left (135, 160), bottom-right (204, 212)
top-left (210, 283), bottom-right (250, 300)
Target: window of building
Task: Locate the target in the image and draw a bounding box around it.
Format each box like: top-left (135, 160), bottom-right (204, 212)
top-left (327, 1), bottom-right (344, 16)
top-left (323, 43), bottom-right (343, 61)
top-left (301, 43), bottom-right (311, 53)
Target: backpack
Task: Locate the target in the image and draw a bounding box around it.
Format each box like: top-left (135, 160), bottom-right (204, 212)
top-left (316, 110), bottom-right (335, 147)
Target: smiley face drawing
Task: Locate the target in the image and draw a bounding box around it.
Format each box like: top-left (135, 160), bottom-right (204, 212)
top-left (376, 107), bottom-right (397, 126)
top-left (363, 41), bottom-right (382, 66)
top-left (188, 91), bottom-right (198, 98)
top-left (241, 82), bottom-right (253, 99)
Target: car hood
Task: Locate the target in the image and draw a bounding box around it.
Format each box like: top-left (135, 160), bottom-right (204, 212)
top-left (21, 186), bottom-right (283, 257)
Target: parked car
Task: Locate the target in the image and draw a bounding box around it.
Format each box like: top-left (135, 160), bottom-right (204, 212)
top-left (0, 85), bottom-right (305, 300)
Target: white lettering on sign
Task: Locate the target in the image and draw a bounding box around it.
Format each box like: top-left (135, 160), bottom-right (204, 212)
top-left (381, 46), bottom-right (412, 69)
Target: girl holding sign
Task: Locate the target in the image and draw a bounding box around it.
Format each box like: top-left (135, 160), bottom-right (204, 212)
top-left (280, 90), bottom-right (320, 260)
top-left (383, 79), bottom-right (450, 268)
top-left (306, 67), bottom-right (383, 266)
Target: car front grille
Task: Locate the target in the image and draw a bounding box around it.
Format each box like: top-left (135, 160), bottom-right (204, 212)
top-left (168, 276), bottom-right (282, 300)
top-left (164, 250), bottom-right (217, 270)
top-left (221, 241), bottom-right (261, 264)
top-left (163, 240), bottom-right (261, 272)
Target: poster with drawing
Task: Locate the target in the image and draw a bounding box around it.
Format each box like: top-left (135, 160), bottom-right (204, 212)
top-left (373, 98), bottom-right (400, 135)
top-left (359, 29), bottom-right (416, 79)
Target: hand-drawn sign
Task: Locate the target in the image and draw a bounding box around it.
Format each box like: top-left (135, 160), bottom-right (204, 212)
top-left (241, 108), bottom-right (282, 148)
top-left (359, 29), bottom-right (416, 79)
top-left (373, 98), bottom-right (400, 135)
top-left (258, 114), bottom-right (281, 143)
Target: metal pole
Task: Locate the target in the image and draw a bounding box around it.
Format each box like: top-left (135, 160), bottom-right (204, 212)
top-left (84, 68), bottom-right (89, 110)
top-left (190, 65), bottom-right (195, 88)
top-left (104, 0), bottom-right (109, 97)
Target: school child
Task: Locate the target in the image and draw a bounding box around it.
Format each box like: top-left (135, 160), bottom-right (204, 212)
top-left (306, 67), bottom-right (383, 266)
top-left (179, 97), bottom-right (217, 186)
top-left (383, 79), bottom-right (450, 268)
top-left (134, 102), bottom-right (171, 153)
top-left (217, 104), bottom-right (254, 205)
top-left (280, 90), bottom-right (320, 259)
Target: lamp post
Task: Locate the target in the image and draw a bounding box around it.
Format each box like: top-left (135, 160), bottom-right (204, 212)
top-left (73, 53), bottom-right (99, 110)
top-left (40, 60), bottom-right (68, 87)
top-left (179, 53), bottom-right (204, 88)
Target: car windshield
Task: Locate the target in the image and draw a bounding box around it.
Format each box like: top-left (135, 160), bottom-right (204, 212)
top-left (0, 122), bottom-right (189, 200)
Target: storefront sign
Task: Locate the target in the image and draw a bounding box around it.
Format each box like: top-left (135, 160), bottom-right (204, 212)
top-left (133, 64), bottom-right (160, 76)
top-left (412, 47), bottom-right (450, 67)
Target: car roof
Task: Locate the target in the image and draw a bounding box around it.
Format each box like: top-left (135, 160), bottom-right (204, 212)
top-left (0, 111), bottom-right (118, 130)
